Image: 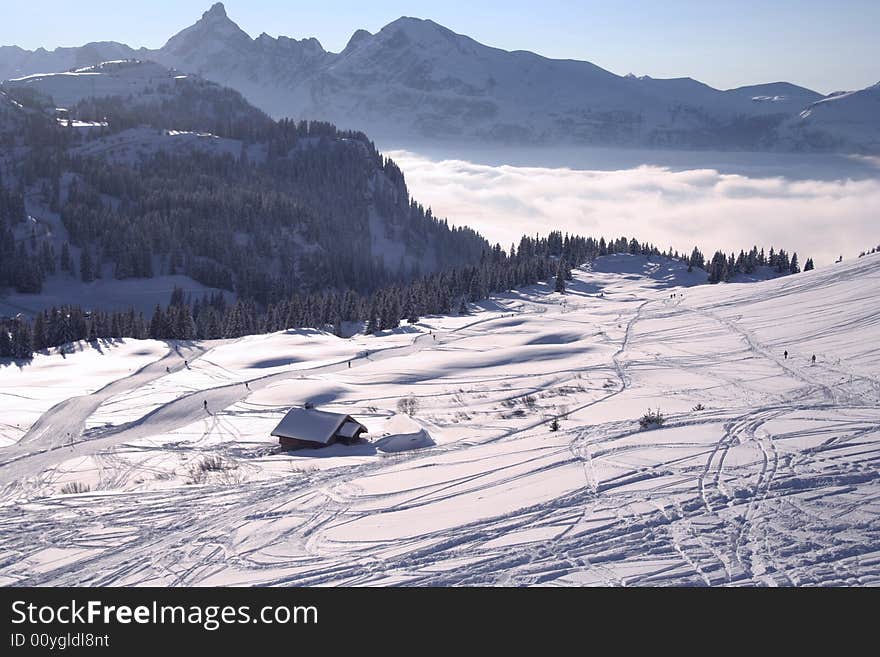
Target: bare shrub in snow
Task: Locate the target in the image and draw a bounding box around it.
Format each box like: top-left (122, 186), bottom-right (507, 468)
top-left (60, 482), bottom-right (90, 495)
top-left (692, 403), bottom-right (706, 411)
top-left (289, 463), bottom-right (318, 475)
top-left (219, 467), bottom-right (245, 486)
top-left (186, 455), bottom-right (227, 484)
top-left (397, 396), bottom-right (419, 416)
top-left (187, 468), bottom-right (207, 485)
top-left (639, 408), bottom-right (665, 430)
top-left (199, 455), bottom-right (225, 472)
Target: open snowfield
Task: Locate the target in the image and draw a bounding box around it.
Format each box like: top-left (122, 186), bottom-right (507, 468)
top-left (0, 253), bottom-right (878, 586)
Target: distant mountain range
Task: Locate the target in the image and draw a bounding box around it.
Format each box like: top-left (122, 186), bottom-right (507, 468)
top-left (1, 3), bottom-right (878, 153)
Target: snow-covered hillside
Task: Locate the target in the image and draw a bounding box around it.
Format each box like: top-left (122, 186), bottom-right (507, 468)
top-left (785, 82), bottom-right (880, 154)
top-left (7, 60), bottom-right (178, 108)
top-left (1, 3), bottom-right (876, 153)
top-left (0, 252), bottom-right (877, 586)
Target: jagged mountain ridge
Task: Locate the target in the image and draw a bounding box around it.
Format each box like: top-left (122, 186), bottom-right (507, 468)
top-left (0, 3), bottom-right (877, 152)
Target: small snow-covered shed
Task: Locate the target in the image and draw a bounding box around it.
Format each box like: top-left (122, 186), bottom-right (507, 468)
top-left (271, 408), bottom-right (367, 450)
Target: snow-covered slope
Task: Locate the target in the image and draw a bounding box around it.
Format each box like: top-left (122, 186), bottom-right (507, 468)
top-left (1, 252), bottom-right (877, 586)
top-left (783, 82), bottom-right (880, 154)
top-left (1, 3), bottom-right (876, 153)
top-left (6, 60), bottom-right (183, 108)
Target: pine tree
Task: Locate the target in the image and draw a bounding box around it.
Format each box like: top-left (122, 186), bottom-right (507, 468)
top-left (554, 258), bottom-right (567, 294)
top-left (789, 252), bottom-right (800, 274)
top-left (0, 326), bottom-right (11, 358)
top-left (60, 242), bottom-right (73, 274)
top-left (149, 305), bottom-right (166, 340)
top-left (31, 312), bottom-right (46, 351)
top-left (11, 320), bottom-right (32, 359)
top-left (80, 247), bottom-right (93, 283)
top-left (406, 293), bottom-right (420, 324)
top-left (365, 301), bottom-right (380, 335)
top-left (804, 257), bottom-right (815, 272)
top-left (708, 251), bottom-right (729, 284)
top-left (172, 305), bottom-right (196, 340)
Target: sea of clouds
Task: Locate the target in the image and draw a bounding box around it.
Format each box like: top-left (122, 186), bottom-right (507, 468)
top-left (388, 150), bottom-right (880, 266)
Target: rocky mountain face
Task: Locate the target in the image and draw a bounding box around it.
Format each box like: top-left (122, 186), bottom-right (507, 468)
top-left (1, 3), bottom-right (877, 153)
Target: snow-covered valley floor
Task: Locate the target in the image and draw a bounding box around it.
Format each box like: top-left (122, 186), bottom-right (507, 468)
top-left (0, 253), bottom-right (878, 586)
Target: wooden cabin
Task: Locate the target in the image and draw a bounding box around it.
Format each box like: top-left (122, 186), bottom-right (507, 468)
top-left (271, 408), bottom-right (367, 450)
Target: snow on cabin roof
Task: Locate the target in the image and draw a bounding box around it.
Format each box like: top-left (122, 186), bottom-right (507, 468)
top-left (271, 408), bottom-right (366, 445)
top-left (337, 421), bottom-right (365, 439)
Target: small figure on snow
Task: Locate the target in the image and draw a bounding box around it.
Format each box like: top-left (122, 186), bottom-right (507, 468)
top-left (784, 350), bottom-right (789, 359)
top-left (811, 354), bottom-right (817, 365)
top-left (203, 400), bottom-right (208, 412)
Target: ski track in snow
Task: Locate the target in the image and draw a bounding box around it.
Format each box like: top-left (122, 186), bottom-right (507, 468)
top-left (0, 253), bottom-right (878, 587)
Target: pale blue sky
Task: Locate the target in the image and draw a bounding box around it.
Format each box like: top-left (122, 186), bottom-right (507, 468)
top-left (2, 1), bottom-right (877, 94)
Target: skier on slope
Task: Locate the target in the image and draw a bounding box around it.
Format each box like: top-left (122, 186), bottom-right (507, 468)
top-left (812, 354), bottom-right (817, 365)
top-left (203, 400), bottom-right (208, 412)
top-left (784, 350), bottom-right (789, 359)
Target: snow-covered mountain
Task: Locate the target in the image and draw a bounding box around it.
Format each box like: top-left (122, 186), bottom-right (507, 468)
top-left (783, 82), bottom-right (880, 153)
top-left (5, 60), bottom-right (186, 107)
top-left (1, 3), bottom-right (877, 153)
top-left (0, 42), bottom-right (135, 81)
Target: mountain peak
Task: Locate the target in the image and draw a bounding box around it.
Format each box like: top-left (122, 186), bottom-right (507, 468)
top-left (193, 2), bottom-right (240, 32)
top-left (375, 16), bottom-right (466, 50)
top-left (203, 2), bottom-right (228, 21)
top-left (344, 29), bottom-right (372, 52)
top-left (383, 16), bottom-right (446, 33)
top-left (161, 2), bottom-right (250, 54)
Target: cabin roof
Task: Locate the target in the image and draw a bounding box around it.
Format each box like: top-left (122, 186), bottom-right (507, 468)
top-left (271, 408), bottom-right (366, 445)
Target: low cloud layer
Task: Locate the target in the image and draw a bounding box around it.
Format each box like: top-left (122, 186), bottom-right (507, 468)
top-left (388, 151), bottom-right (880, 266)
